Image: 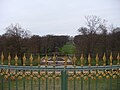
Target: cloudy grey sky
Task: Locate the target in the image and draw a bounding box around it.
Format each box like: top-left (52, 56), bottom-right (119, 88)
top-left (0, 0), bottom-right (120, 36)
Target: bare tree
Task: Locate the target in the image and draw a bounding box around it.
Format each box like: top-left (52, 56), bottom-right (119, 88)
top-left (85, 15), bottom-right (106, 34)
top-left (78, 27), bottom-right (88, 35)
top-left (77, 15), bottom-right (107, 64)
top-left (5, 24), bottom-right (31, 64)
top-left (5, 24), bottom-right (31, 38)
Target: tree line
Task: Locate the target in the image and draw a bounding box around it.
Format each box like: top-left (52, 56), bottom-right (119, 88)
top-left (0, 15), bottom-right (120, 61)
top-left (74, 15), bottom-right (120, 60)
top-left (0, 24), bottom-right (69, 60)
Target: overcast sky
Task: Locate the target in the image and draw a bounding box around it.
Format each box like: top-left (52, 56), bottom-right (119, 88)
top-left (0, 0), bottom-right (120, 36)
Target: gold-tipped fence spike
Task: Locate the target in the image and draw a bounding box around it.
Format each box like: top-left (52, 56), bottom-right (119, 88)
top-left (88, 53), bottom-right (91, 67)
top-left (103, 53), bottom-right (106, 66)
top-left (117, 53), bottom-right (120, 65)
top-left (1, 52), bottom-right (4, 65)
top-left (80, 54), bottom-right (84, 67)
top-left (30, 54), bottom-right (33, 66)
top-left (23, 53), bottom-right (26, 66)
top-left (53, 53), bottom-right (56, 67)
top-left (8, 52), bottom-right (11, 66)
top-left (95, 53), bottom-right (99, 66)
top-left (14, 54), bottom-right (18, 66)
top-left (110, 52), bottom-right (113, 66)
top-left (38, 55), bottom-right (40, 67)
top-left (73, 55), bottom-right (77, 68)
top-left (64, 55), bottom-right (67, 68)
top-left (45, 54), bottom-right (48, 67)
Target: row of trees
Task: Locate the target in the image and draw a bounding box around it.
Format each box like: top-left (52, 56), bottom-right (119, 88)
top-left (74, 15), bottom-right (120, 59)
top-left (0, 15), bottom-right (120, 60)
top-left (0, 24), bottom-right (69, 59)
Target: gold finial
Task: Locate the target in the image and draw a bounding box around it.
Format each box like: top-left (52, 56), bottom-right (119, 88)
top-left (117, 53), bottom-right (120, 65)
top-left (110, 52), bottom-right (113, 66)
top-left (103, 53), bottom-right (106, 66)
top-left (8, 52), bottom-right (11, 66)
top-left (80, 54), bottom-right (84, 67)
top-left (88, 53), bottom-right (91, 67)
top-left (14, 54), bottom-right (18, 66)
top-left (64, 55), bottom-right (67, 68)
top-left (30, 54), bottom-right (33, 66)
top-left (23, 53), bottom-right (26, 66)
top-left (45, 54), bottom-right (48, 67)
top-left (96, 53), bottom-right (99, 66)
top-left (73, 55), bottom-right (76, 68)
top-left (1, 52), bottom-right (4, 65)
top-left (53, 53), bottom-right (56, 67)
top-left (38, 55), bottom-right (40, 67)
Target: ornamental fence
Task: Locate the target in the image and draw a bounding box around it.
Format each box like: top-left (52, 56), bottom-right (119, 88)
top-left (0, 52), bottom-right (120, 90)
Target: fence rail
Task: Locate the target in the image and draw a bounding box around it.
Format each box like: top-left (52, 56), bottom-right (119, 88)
top-left (0, 52), bottom-right (120, 90)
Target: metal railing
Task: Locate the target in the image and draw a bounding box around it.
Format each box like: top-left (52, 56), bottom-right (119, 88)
top-left (0, 52), bottom-right (120, 90)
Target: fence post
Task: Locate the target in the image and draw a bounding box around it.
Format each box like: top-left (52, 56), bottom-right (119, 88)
top-left (61, 70), bottom-right (67, 90)
top-left (1, 69), bottom-right (4, 90)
